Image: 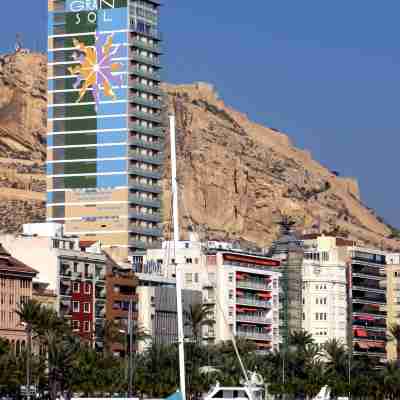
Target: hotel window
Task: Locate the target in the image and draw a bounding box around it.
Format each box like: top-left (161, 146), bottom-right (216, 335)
top-left (84, 321), bottom-right (90, 332)
top-left (73, 282), bottom-right (80, 293)
top-left (73, 263), bottom-right (78, 273)
top-left (186, 258), bottom-right (193, 264)
top-left (316, 313), bottom-right (319, 320)
top-left (72, 301), bottom-right (80, 313)
top-left (72, 320), bottom-right (80, 331)
top-left (83, 303), bottom-right (90, 313)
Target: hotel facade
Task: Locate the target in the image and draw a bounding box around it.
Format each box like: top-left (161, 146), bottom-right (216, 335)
top-left (47, 0), bottom-right (164, 262)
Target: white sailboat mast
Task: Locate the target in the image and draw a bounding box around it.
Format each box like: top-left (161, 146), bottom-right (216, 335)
top-left (169, 115), bottom-right (186, 400)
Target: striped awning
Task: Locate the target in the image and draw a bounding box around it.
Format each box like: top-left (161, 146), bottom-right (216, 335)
top-left (354, 328), bottom-right (368, 337)
top-left (355, 341), bottom-right (370, 349)
top-left (257, 292), bottom-right (272, 299)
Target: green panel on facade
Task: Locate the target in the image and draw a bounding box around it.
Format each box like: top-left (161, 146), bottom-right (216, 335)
top-left (65, 91), bottom-right (93, 104)
top-left (64, 147), bottom-right (97, 159)
top-left (65, 12), bottom-right (97, 34)
top-left (64, 161), bottom-right (97, 175)
top-left (64, 176), bottom-right (97, 189)
top-left (65, 117), bottom-right (97, 133)
top-left (65, 133), bottom-right (98, 146)
top-left (64, 35), bottom-right (96, 48)
top-left (66, 104), bottom-right (97, 118)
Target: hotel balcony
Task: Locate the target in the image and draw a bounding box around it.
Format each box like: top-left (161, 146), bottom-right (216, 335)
top-left (130, 138), bottom-right (164, 151)
top-left (129, 82), bottom-right (163, 96)
top-left (237, 280), bottom-right (272, 291)
top-left (129, 109), bottom-right (163, 124)
top-left (130, 24), bottom-right (162, 41)
top-left (237, 330), bottom-right (272, 341)
top-left (129, 211), bottom-right (162, 223)
top-left (236, 297), bottom-right (272, 309)
top-left (236, 314), bottom-right (272, 325)
top-left (129, 226), bottom-right (163, 237)
top-left (130, 52), bottom-right (161, 67)
top-left (129, 166), bottom-right (163, 180)
top-left (129, 180), bottom-right (163, 194)
top-left (129, 194), bottom-right (161, 208)
top-left (130, 39), bottom-right (162, 54)
top-left (130, 95), bottom-right (163, 110)
top-left (129, 151), bottom-right (164, 165)
top-left (130, 67), bottom-right (161, 81)
top-left (128, 123), bottom-right (164, 137)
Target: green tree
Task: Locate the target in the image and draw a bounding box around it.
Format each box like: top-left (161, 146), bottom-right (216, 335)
top-left (184, 302), bottom-right (215, 342)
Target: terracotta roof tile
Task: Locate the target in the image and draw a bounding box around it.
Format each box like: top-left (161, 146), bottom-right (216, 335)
top-left (0, 243), bottom-right (38, 276)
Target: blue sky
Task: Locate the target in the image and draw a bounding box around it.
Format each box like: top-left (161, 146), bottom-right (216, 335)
top-left (1, 1), bottom-right (399, 226)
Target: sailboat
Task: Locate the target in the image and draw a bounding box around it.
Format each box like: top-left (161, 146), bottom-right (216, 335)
top-left (168, 116), bottom-right (265, 400)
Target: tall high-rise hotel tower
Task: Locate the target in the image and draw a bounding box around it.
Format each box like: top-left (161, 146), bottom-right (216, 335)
top-left (47, 0), bottom-right (164, 261)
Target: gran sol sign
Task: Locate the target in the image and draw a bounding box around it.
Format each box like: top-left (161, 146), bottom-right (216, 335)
top-left (67, 0), bottom-right (116, 24)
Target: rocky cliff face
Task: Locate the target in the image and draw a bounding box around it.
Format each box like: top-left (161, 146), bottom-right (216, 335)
top-left (0, 52), bottom-right (46, 233)
top-left (0, 52), bottom-right (397, 250)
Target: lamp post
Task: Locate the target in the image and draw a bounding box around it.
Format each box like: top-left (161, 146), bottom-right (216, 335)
top-left (127, 298), bottom-right (134, 398)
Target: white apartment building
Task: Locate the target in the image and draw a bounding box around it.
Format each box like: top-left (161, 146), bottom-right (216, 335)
top-left (301, 235), bottom-right (349, 345)
top-left (135, 240), bottom-right (282, 352)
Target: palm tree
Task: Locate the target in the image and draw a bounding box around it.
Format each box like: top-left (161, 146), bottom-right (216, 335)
top-left (103, 320), bottom-right (126, 355)
top-left (289, 329), bottom-right (314, 351)
top-left (16, 299), bottom-right (43, 400)
top-left (184, 302), bottom-right (215, 342)
top-left (388, 323), bottom-right (400, 364)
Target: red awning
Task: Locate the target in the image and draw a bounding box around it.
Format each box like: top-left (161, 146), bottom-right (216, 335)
top-left (369, 304), bottom-right (380, 309)
top-left (236, 307), bottom-right (246, 313)
top-left (257, 292), bottom-right (272, 299)
top-left (356, 314), bottom-right (375, 321)
top-left (354, 328), bottom-right (368, 337)
top-left (236, 290), bottom-right (244, 297)
top-left (371, 341), bottom-right (385, 349)
top-left (356, 341), bottom-right (370, 349)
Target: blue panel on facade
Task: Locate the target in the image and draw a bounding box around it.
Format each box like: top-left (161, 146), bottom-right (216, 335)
top-left (48, 108), bottom-right (54, 119)
top-left (48, 13), bottom-right (53, 35)
top-left (47, 163), bottom-right (53, 175)
top-left (98, 116), bottom-right (126, 130)
top-left (97, 174), bottom-right (128, 188)
top-left (47, 135), bottom-right (54, 146)
top-left (97, 159), bottom-right (126, 173)
top-left (97, 131), bottom-right (127, 144)
top-left (99, 88), bottom-right (127, 102)
top-left (107, 32), bottom-right (127, 44)
top-left (97, 145), bottom-right (126, 158)
top-left (98, 102), bottom-right (126, 115)
top-left (97, 8), bottom-right (128, 32)
top-left (48, 80), bottom-right (54, 91)
top-left (47, 192), bottom-right (54, 203)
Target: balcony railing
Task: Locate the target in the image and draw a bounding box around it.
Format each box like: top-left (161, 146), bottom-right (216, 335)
top-left (130, 67), bottom-right (161, 81)
top-left (236, 297), bottom-right (272, 308)
top-left (129, 240), bottom-right (148, 250)
top-left (130, 52), bottom-right (161, 67)
top-left (129, 211), bottom-right (162, 223)
top-left (129, 194), bottom-right (161, 208)
top-left (130, 24), bottom-right (162, 41)
top-left (129, 82), bottom-right (163, 96)
top-left (129, 151), bottom-right (164, 165)
top-left (130, 39), bottom-right (162, 54)
top-left (237, 280), bottom-right (272, 291)
top-left (237, 315), bottom-right (272, 325)
top-left (352, 285), bottom-right (385, 294)
top-left (129, 123), bottom-right (164, 137)
top-left (129, 95), bottom-right (162, 109)
top-left (129, 166), bottom-right (163, 180)
top-left (130, 226), bottom-right (163, 237)
top-left (129, 181), bottom-right (162, 194)
top-left (237, 330), bottom-right (272, 341)
top-left (130, 138), bottom-right (164, 151)
top-left (129, 109), bottom-right (163, 124)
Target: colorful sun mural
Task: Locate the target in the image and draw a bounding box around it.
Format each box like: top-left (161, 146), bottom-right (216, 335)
top-left (69, 33), bottom-right (124, 106)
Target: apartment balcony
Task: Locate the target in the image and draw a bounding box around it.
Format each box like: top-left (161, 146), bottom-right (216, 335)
top-left (236, 297), bottom-right (272, 308)
top-left (96, 289), bottom-right (106, 300)
top-left (129, 166), bottom-right (163, 180)
top-left (129, 239), bottom-right (148, 250)
top-left (129, 109), bottom-right (163, 124)
top-left (130, 67), bottom-right (161, 81)
top-left (352, 298), bottom-right (386, 306)
top-left (130, 39), bottom-right (162, 54)
top-left (95, 308), bottom-right (106, 319)
top-left (129, 123), bottom-right (164, 137)
top-left (236, 314), bottom-right (272, 325)
top-left (71, 271), bottom-right (83, 280)
top-left (129, 180), bottom-right (162, 194)
top-left (129, 226), bottom-right (163, 237)
top-left (130, 94), bottom-right (163, 109)
top-left (129, 82), bottom-right (163, 96)
top-left (237, 330), bottom-right (272, 341)
top-left (95, 272), bottom-right (106, 282)
top-left (129, 151), bottom-right (164, 165)
top-left (237, 280), bottom-right (272, 291)
top-left (83, 272), bottom-right (94, 281)
top-left (129, 194), bottom-right (161, 208)
top-left (129, 211), bottom-right (162, 223)
top-left (59, 287), bottom-right (71, 297)
top-left (130, 138), bottom-right (164, 151)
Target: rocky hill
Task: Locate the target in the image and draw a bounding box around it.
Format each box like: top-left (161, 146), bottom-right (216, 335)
top-left (0, 52), bottom-right (398, 251)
